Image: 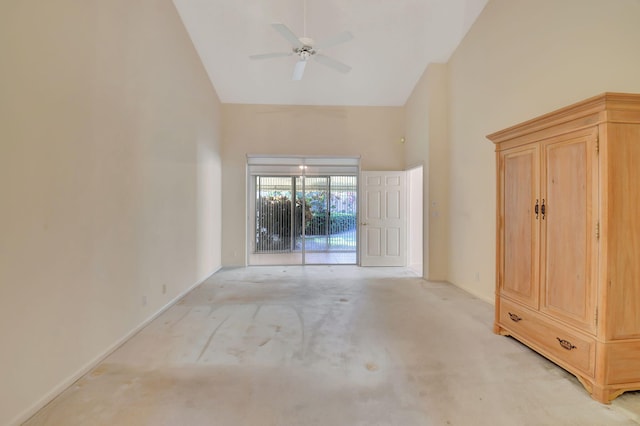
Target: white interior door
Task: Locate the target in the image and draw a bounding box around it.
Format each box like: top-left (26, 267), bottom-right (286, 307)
top-left (360, 171), bottom-right (406, 266)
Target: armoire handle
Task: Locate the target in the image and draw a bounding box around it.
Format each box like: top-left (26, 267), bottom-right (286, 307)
top-left (541, 199), bottom-right (546, 219)
top-left (508, 312), bottom-right (522, 322)
top-left (557, 337), bottom-right (576, 351)
top-left (534, 199), bottom-right (539, 219)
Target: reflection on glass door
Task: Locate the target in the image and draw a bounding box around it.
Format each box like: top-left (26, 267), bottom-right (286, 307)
top-left (251, 175), bottom-right (357, 265)
top-left (301, 176), bottom-right (357, 264)
top-left (255, 176), bottom-right (300, 253)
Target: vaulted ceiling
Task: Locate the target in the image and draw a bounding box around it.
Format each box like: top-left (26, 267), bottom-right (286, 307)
top-left (173, 0), bottom-right (488, 106)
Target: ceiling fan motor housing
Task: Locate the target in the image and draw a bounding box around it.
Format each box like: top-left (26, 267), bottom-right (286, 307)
top-left (295, 45), bottom-right (315, 61)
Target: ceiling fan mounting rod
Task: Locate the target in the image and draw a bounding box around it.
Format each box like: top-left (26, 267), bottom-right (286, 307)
top-left (303, 0), bottom-right (307, 37)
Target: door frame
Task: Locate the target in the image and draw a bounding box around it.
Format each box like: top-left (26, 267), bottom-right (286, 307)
top-left (406, 165), bottom-right (424, 275)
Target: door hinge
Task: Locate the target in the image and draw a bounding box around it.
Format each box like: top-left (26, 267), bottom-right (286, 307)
top-left (596, 222), bottom-right (600, 239)
top-left (595, 307), bottom-right (599, 326)
top-left (595, 133), bottom-right (600, 154)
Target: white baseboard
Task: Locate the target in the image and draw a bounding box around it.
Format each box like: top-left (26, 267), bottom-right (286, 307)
top-left (454, 281), bottom-right (495, 306)
top-left (407, 263), bottom-right (423, 275)
top-left (10, 266), bottom-right (221, 426)
top-left (426, 278), bottom-right (495, 306)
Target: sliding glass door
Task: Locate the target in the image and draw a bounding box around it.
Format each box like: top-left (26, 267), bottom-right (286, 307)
top-left (249, 166), bottom-right (358, 265)
top-left (302, 176), bottom-right (357, 263)
top-left (254, 176), bottom-right (301, 254)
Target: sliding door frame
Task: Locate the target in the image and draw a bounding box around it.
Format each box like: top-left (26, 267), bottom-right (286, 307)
top-left (246, 155), bottom-right (360, 266)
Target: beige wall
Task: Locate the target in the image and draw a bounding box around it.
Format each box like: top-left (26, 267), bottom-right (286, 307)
top-left (221, 104), bottom-right (405, 266)
top-left (446, 0), bottom-right (640, 302)
top-left (404, 63), bottom-right (450, 281)
top-left (0, 1), bottom-right (222, 424)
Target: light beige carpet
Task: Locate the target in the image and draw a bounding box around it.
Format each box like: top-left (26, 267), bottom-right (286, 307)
top-left (25, 266), bottom-right (640, 425)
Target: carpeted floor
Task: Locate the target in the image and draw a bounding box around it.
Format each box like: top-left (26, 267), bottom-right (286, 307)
top-left (25, 266), bottom-right (640, 425)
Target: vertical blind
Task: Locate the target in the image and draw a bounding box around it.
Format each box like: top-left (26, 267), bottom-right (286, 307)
top-left (248, 155), bottom-right (360, 257)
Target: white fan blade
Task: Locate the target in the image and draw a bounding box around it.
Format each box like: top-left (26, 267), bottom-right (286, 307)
top-left (314, 31), bottom-right (354, 50)
top-left (292, 60), bottom-right (307, 80)
top-left (249, 52), bottom-right (293, 60)
top-left (314, 54), bottom-right (351, 74)
top-left (272, 23), bottom-right (303, 49)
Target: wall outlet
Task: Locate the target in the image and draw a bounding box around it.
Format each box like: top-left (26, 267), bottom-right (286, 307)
top-left (475, 272), bottom-right (480, 282)
top-left (142, 295), bottom-right (148, 306)
top-left (162, 284), bottom-right (167, 295)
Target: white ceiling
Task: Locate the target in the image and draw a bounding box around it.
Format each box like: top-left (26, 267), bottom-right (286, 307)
top-left (172, 0), bottom-right (488, 106)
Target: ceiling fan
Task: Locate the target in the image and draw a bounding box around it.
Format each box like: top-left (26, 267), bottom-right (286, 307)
top-left (249, 2), bottom-right (354, 80)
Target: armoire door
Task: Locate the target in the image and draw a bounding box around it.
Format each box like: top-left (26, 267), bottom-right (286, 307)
top-left (498, 144), bottom-right (540, 309)
top-left (540, 128), bottom-right (599, 332)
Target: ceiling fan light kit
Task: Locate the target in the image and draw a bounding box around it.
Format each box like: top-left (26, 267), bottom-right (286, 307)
top-left (249, 2), bottom-right (353, 81)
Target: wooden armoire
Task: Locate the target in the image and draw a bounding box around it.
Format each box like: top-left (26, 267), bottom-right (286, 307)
top-left (488, 93), bottom-right (640, 403)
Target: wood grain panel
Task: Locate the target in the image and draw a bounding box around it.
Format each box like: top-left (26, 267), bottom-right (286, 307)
top-left (499, 298), bottom-right (595, 376)
top-left (500, 146), bottom-right (539, 308)
top-left (607, 124), bottom-right (640, 339)
top-left (541, 133), bottom-right (596, 332)
top-left (605, 340), bottom-right (640, 384)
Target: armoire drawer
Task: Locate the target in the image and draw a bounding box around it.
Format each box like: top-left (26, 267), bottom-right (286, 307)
top-left (499, 298), bottom-right (595, 376)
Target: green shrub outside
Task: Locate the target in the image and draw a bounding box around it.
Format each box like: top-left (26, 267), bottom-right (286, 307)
top-left (305, 212), bottom-right (356, 235)
top-left (256, 193), bottom-right (356, 252)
